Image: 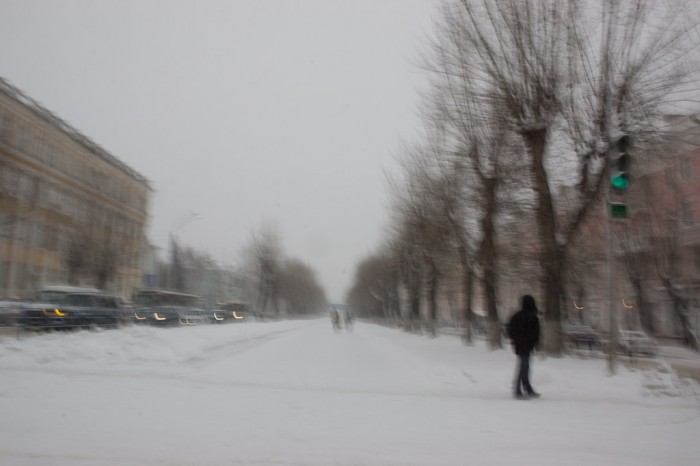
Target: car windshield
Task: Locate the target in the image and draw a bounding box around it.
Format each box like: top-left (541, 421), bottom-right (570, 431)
top-left (62, 294), bottom-right (98, 307)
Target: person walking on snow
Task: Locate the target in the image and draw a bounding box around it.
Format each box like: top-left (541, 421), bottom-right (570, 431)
top-left (508, 294), bottom-right (541, 399)
top-left (330, 308), bottom-right (341, 332)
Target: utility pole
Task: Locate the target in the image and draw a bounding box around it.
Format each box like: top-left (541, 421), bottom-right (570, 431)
top-left (607, 186), bottom-right (617, 374)
top-left (607, 135), bottom-right (630, 374)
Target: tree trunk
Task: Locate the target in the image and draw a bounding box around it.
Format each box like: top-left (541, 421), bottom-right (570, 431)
top-left (481, 177), bottom-right (502, 349)
top-left (630, 277), bottom-right (655, 336)
top-left (426, 259), bottom-right (439, 338)
top-left (661, 277), bottom-right (699, 351)
top-left (404, 272), bottom-right (422, 334)
top-left (525, 129), bottom-right (563, 355)
top-left (459, 244), bottom-right (474, 345)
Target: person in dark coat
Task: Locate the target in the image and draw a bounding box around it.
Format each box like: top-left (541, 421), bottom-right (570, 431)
top-left (330, 308), bottom-right (341, 332)
top-left (508, 295), bottom-right (541, 399)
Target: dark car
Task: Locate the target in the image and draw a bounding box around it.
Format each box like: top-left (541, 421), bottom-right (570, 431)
top-left (563, 324), bottom-right (599, 350)
top-left (130, 305), bottom-right (179, 327)
top-left (0, 300), bottom-right (22, 326)
top-left (209, 301), bottom-right (248, 323)
top-left (60, 292), bottom-right (125, 329)
top-left (17, 301), bottom-right (82, 331)
top-left (130, 305), bottom-right (209, 327)
top-left (18, 292), bottom-right (125, 331)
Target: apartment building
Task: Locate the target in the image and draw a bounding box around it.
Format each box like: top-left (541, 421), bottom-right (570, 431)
top-left (0, 78), bottom-right (150, 299)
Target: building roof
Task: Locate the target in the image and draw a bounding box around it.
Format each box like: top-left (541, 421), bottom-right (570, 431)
top-left (0, 76), bottom-right (150, 187)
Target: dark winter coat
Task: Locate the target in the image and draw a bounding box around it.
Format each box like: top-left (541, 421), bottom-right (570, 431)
top-left (508, 296), bottom-right (540, 356)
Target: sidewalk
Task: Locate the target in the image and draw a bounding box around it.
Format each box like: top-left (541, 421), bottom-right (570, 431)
top-left (659, 345), bottom-right (700, 382)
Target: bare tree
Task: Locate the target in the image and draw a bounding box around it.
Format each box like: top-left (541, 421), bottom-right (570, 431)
top-left (443, 0), bottom-right (571, 353)
top-left (436, 156), bottom-right (480, 344)
top-left (563, 1), bottom-right (700, 364)
top-left (423, 0), bottom-right (699, 354)
top-left (169, 235), bottom-right (186, 292)
top-left (245, 223), bottom-right (283, 318)
top-left (422, 5), bottom-right (538, 348)
top-left (278, 258), bottom-right (327, 315)
top-left (347, 249), bottom-right (400, 321)
top-left (388, 142), bottom-right (460, 336)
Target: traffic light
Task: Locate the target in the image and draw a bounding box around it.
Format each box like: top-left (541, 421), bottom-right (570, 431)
top-left (610, 135), bottom-right (630, 191)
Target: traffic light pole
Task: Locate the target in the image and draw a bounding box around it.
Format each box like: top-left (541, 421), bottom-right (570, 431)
top-left (607, 186), bottom-right (617, 375)
top-left (606, 134), bottom-right (631, 374)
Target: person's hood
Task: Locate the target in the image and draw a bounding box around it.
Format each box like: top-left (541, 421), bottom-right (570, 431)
top-left (522, 295), bottom-right (538, 314)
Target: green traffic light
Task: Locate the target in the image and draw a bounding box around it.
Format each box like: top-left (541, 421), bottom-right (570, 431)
top-left (611, 174), bottom-right (629, 190)
top-left (610, 136), bottom-right (630, 191)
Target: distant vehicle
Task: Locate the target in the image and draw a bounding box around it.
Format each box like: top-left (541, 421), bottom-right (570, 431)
top-left (131, 305), bottom-right (208, 327)
top-left (562, 324), bottom-right (599, 350)
top-left (616, 330), bottom-right (658, 357)
top-left (131, 289), bottom-right (207, 326)
top-left (211, 301), bottom-right (249, 323)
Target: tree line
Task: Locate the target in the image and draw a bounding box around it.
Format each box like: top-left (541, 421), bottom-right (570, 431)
top-left (347, 0), bottom-right (700, 354)
top-left (163, 222), bottom-right (327, 316)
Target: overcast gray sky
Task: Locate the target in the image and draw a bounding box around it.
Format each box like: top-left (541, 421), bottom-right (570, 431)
top-left (0, 0), bottom-right (440, 302)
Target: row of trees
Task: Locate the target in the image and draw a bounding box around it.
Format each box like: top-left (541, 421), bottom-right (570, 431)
top-left (163, 223), bottom-right (327, 316)
top-left (348, 0), bottom-right (699, 354)
top-left (242, 224), bottom-right (327, 316)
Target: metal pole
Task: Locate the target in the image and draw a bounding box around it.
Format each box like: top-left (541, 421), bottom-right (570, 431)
top-left (607, 190), bottom-right (617, 374)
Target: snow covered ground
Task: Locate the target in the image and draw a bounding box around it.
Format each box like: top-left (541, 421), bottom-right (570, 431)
top-left (1, 318), bottom-right (699, 465)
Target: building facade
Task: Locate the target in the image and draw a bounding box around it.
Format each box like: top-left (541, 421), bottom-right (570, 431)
top-left (561, 115), bottom-right (700, 340)
top-left (0, 78), bottom-right (150, 299)
top-left (416, 116), bottom-right (700, 343)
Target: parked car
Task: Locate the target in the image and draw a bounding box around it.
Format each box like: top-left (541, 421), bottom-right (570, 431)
top-left (17, 301), bottom-right (82, 331)
top-left (130, 305), bottom-right (209, 327)
top-left (59, 292), bottom-right (125, 329)
top-left (562, 324), bottom-right (599, 350)
top-left (17, 290), bottom-right (125, 331)
top-left (178, 307), bottom-right (209, 326)
top-left (616, 330), bottom-right (658, 357)
top-left (0, 300), bottom-right (23, 327)
top-left (34, 285), bottom-right (102, 303)
top-left (209, 301), bottom-right (248, 323)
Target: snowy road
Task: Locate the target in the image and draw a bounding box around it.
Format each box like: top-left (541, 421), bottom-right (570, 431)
top-left (1, 319), bottom-right (699, 465)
